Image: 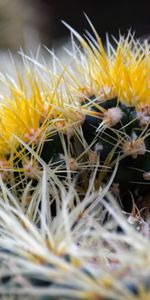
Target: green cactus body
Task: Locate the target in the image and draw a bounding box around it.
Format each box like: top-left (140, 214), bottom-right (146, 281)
top-left (80, 96), bottom-right (150, 207)
top-left (31, 97), bottom-right (148, 211)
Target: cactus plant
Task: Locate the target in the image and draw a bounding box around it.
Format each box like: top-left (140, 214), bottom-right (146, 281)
top-left (62, 23), bottom-right (150, 210)
top-left (0, 174), bottom-right (150, 300)
top-left (0, 20), bottom-right (150, 299)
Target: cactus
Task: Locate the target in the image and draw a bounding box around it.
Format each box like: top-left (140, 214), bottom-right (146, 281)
top-left (0, 175), bottom-right (150, 300)
top-left (0, 20), bottom-right (150, 299)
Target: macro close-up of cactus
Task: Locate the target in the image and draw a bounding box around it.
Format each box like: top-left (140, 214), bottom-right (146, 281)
top-left (1, 19), bottom-right (150, 300)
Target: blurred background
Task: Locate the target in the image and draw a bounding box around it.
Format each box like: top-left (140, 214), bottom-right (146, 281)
top-left (0, 0), bottom-right (149, 51)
